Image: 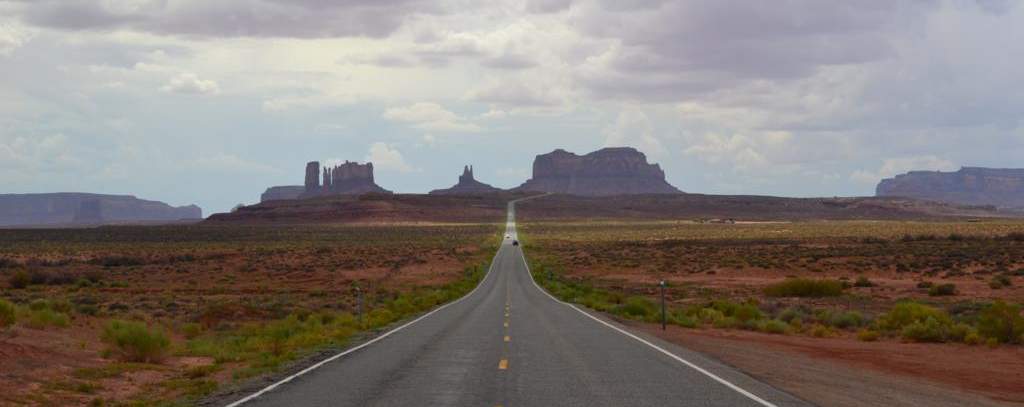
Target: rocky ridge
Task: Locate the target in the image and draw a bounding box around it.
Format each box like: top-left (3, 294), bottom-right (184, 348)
top-left (0, 193), bottom-right (202, 227)
top-left (877, 167), bottom-right (1024, 209)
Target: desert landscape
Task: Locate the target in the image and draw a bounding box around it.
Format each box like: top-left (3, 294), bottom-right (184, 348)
top-left (6, 2), bottom-right (1024, 406)
top-left (0, 222), bottom-right (500, 405)
top-left (516, 213), bottom-right (1024, 406)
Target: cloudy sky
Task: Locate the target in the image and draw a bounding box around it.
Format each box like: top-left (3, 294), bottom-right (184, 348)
top-left (1, 0), bottom-right (1022, 214)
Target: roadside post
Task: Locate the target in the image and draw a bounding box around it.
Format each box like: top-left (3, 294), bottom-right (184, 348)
top-left (355, 286), bottom-right (363, 328)
top-left (660, 280), bottom-right (667, 330)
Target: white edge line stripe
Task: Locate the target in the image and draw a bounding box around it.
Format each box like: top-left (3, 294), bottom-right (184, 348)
top-left (511, 211), bottom-right (778, 407)
top-left (225, 237), bottom-right (504, 407)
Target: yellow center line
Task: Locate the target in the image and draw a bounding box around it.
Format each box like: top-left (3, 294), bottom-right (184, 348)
top-left (503, 321), bottom-right (508, 328)
top-left (498, 359), bottom-right (508, 370)
top-left (504, 335), bottom-right (510, 342)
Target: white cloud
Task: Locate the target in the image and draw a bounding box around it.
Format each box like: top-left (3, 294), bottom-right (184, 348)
top-left (683, 131), bottom-right (794, 173)
top-left (161, 72), bottom-right (220, 95)
top-left (382, 102), bottom-right (482, 132)
top-left (851, 156), bottom-right (958, 185)
top-left (0, 22), bottom-right (32, 56)
top-left (365, 142), bottom-right (417, 173)
top-left (602, 110), bottom-right (665, 156)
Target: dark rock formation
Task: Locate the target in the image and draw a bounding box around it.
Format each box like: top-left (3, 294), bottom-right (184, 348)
top-left (515, 147), bottom-right (681, 196)
top-left (430, 165), bottom-right (504, 195)
top-left (0, 193), bottom-right (202, 227)
top-left (260, 186), bottom-right (305, 202)
top-left (301, 160), bottom-right (391, 198)
top-left (877, 167), bottom-right (1024, 209)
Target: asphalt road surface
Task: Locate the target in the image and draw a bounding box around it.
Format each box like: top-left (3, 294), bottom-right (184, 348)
top-left (232, 200), bottom-right (813, 407)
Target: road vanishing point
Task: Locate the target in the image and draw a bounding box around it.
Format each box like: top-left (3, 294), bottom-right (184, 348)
top-left (229, 199), bottom-right (814, 407)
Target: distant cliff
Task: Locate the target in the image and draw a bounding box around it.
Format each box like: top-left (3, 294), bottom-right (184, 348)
top-left (877, 167), bottom-right (1024, 208)
top-left (430, 165), bottom-right (503, 195)
top-left (260, 186), bottom-right (305, 202)
top-left (0, 193), bottom-right (202, 227)
top-left (516, 147), bottom-right (681, 196)
top-left (304, 160), bottom-right (391, 197)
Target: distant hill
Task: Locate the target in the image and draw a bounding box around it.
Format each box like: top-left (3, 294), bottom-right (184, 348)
top-left (516, 147), bottom-right (681, 196)
top-left (0, 193), bottom-right (202, 227)
top-left (207, 193), bottom-right (523, 224)
top-left (877, 167), bottom-right (1024, 209)
top-left (206, 191), bottom-right (1011, 225)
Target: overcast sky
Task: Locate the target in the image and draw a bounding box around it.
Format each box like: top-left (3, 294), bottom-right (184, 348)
top-left (2, 0), bottom-right (1022, 214)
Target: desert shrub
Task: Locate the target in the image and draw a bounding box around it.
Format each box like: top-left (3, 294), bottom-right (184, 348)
top-left (712, 316), bottom-right (739, 329)
top-left (977, 301), bottom-right (1024, 344)
top-left (616, 296), bottom-right (657, 320)
top-left (669, 311), bottom-right (698, 328)
top-left (760, 319), bottom-right (789, 334)
top-left (828, 311), bottom-right (866, 329)
top-left (9, 270), bottom-right (30, 289)
top-left (948, 323), bottom-right (974, 343)
top-left (809, 324), bottom-right (834, 338)
top-left (0, 257), bottom-right (17, 268)
top-left (765, 278), bottom-right (843, 298)
top-left (0, 298), bottom-right (15, 328)
top-left (777, 306), bottom-right (809, 323)
top-left (928, 283), bottom-right (957, 296)
top-left (89, 256), bottom-right (145, 267)
top-left (1003, 232), bottom-right (1024, 242)
top-left (901, 317), bottom-right (948, 342)
top-left (856, 329), bottom-right (880, 342)
top-left (853, 276), bottom-right (874, 288)
top-left (77, 304), bottom-right (99, 316)
top-left (877, 302), bottom-right (952, 332)
top-left (25, 308), bottom-right (70, 329)
top-left (916, 281), bottom-right (934, 289)
top-left (29, 299), bottom-right (50, 311)
top-left (989, 275), bottom-right (1012, 289)
top-left (101, 320), bottom-right (170, 363)
top-left (964, 331), bottom-right (984, 346)
top-left (181, 323), bottom-right (203, 339)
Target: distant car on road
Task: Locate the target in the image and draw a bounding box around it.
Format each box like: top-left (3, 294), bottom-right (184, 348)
top-left (512, 240), bottom-right (519, 246)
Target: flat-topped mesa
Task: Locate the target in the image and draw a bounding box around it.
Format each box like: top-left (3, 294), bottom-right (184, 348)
top-left (300, 160), bottom-right (391, 198)
top-left (515, 147), bottom-right (681, 196)
top-left (877, 167), bottom-right (1024, 209)
top-left (430, 165), bottom-right (503, 195)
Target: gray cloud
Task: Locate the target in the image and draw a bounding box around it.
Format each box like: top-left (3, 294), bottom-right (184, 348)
top-left (11, 0), bottom-right (440, 38)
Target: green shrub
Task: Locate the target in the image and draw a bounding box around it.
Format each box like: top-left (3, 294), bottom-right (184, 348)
top-left (977, 301), bottom-right (1024, 344)
top-left (928, 283), bottom-right (957, 296)
top-left (857, 329), bottom-right (880, 342)
top-left (669, 311), bottom-right (698, 328)
top-left (809, 324), bottom-right (834, 338)
top-left (760, 319), bottom-right (789, 334)
top-left (181, 323), bottom-right (203, 339)
top-left (989, 275), bottom-right (1012, 290)
top-left (964, 331), bottom-right (984, 346)
top-left (0, 298), bottom-right (15, 328)
top-left (9, 270), bottom-right (30, 289)
top-left (25, 308), bottom-right (70, 329)
top-left (764, 278), bottom-right (844, 298)
top-left (901, 317), bottom-right (948, 342)
top-left (101, 320), bottom-right (170, 363)
top-left (877, 302), bottom-right (952, 332)
top-left (828, 311), bottom-right (866, 329)
top-left (615, 296), bottom-right (657, 320)
top-left (854, 276), bottom-right (874, 288)
top-left (916, 281), bottom-right (933, 289)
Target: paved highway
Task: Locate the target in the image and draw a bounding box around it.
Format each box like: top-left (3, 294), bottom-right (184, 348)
top-left (231, 200), bottom-right (813, 407)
